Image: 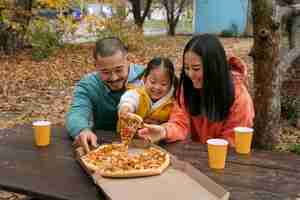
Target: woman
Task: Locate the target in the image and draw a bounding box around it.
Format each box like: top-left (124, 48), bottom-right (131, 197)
top-left (138, 34), bottom-right (255, 147)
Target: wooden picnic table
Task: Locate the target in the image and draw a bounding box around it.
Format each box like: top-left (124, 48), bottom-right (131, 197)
top-left (0, 125), bottom-right (300, 200)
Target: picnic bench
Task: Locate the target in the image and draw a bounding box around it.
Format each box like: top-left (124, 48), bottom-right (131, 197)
top-left (0, 125), bottom-right (300, 200)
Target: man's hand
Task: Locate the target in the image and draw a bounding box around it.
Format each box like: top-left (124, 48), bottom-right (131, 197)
top-left (73, 129), bottom-right (98, 153)
top-left (138, 123), bottom-right (167, 143)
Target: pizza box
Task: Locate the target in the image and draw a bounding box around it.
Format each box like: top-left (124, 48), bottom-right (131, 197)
top-left (75, 140), bottom-right (230, 200)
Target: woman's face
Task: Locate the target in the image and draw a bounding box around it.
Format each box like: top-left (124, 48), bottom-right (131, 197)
top-left (183, 51), bottom-right (203, 89)
top-left (144, 67), bottom-right (171, 101)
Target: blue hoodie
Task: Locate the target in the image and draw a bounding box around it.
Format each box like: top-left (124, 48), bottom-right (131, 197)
top-left (66, 64), bottom-right (144, 138)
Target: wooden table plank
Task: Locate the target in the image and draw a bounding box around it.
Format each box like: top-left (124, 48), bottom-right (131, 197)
top-left (81, 131), bottom-right (300, 199)
top-left (0, 126), bottom-right (118, 156)
top-left (0, 126), bottom-right (105, 200)
top-left (1, 125), bottom-right (300, 200)
top-left (164, 141), bottom-right (300, 200)
top-left (0, 148), bottom-right (104, 200)
top-left (226, 186), bottom-right (292, 200)
top-left (187, 158), bottom-right (300, 195)
top-left (165, 140), bottom-right (300, 173)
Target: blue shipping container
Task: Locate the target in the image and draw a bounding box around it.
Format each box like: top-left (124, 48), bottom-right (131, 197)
top-left (194, 0), bottom-right (249, 34)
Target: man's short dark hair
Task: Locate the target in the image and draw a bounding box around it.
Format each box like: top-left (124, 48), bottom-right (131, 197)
top-left (93, 37), bottom-right (128, 59)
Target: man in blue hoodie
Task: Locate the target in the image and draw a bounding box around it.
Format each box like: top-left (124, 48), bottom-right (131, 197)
top-left (66, 37), bottom-right (144, 152)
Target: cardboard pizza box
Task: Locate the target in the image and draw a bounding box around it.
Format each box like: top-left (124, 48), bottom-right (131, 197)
top-left (75, 141), bottom-right (230, 200)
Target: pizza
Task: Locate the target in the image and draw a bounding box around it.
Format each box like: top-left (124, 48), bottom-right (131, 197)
top-left (81, 143), bottom-right (170, 178)
top-left (119, 113), bottom-right (143, 147)
top-left (81, 143), bottom-right (128, 172)
top-left (80, 113), bottom-right (169, 178)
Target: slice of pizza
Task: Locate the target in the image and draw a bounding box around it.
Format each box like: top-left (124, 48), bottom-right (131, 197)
top-left (119, 113), bottom-right (143, 147)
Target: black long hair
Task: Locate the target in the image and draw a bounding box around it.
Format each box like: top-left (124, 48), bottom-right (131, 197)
top-left (178, 34), bottom-right (235, 122)
top-left (144, 57), bottom-right (178, 94)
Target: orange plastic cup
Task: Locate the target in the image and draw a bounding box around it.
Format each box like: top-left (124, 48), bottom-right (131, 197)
top-left (33, 121), bottom-right (51, 147)
top-left (207, 139), bottom-right (228, 169)
top-left (234, 127), bottom-right (254, 154)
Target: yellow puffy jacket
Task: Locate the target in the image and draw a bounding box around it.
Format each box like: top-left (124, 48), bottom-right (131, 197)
top-left (133, 86), bottom-right (174, 123)
top-left (117, 85), bottom-right (175, 133)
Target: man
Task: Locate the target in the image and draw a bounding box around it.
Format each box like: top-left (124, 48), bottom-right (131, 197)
top-left (66, 37), bottom-right (144, 152)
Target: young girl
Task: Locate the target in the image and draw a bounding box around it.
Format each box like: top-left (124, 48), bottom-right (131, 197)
top-left (138, 34), bottom-right (255, 146)
top-left (118, 57), bottom-right (177, 141)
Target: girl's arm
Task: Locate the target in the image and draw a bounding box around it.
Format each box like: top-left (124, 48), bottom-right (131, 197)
top-left (118, 90), bottom-right (140, 117)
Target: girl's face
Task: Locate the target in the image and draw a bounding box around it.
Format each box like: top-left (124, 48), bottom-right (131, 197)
top-left (144, 67), bottom-right (171, 101)
top-left (184, 51), bottom-right (203, 89)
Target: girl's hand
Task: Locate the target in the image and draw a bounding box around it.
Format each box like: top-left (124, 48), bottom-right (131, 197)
top-left (138, 123), bottom-right (167, 143)
top-left (118, 104), bottom-right (133, 119)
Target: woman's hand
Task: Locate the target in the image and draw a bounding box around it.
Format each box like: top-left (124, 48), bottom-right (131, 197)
top-left (143, 117), bottom-right (162, 125)
top-left (138, 123), bottom-right (167, 143)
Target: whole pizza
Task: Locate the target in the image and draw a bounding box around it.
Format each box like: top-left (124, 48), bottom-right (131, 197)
top-left (80, 113), bottom-right (170, 178)
top-left (81, 142), bottom-right (170, 178)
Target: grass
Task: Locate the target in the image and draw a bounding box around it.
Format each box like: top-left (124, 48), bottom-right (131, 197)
top-left (289, 144), bottom-right (300, 155)
top-left (144, 19), bottom-right (167, 29)
top-left (144, 19), bottom-right (193, 33)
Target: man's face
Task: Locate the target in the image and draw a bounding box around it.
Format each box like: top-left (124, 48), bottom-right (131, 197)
top-left (95, 51), bottom-right (129, 91)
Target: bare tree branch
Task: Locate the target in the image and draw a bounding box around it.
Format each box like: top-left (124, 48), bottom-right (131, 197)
top-left (162, 0), bottom-right (188, 35)
top-left (141, 0), bottom-right (152, 23)
top-left (175, 0), bottom-right (187, 25)
top-left (275, 3), bottom-right (300, 23)
top-left (279, 48), bottom-right (300, 82)
top-left (128, 0), bottom-right (153, 28)
top-left (162, 1), bottom-right (170, 22)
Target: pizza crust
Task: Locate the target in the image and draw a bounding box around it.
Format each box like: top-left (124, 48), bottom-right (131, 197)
top-left (81, 157), bottom-right (101, 173)
top-left (99, 153), bottom-right (170, 178)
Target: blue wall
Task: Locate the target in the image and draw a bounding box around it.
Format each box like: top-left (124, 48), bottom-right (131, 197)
top-left (194, 0), bottom-right (249, 34)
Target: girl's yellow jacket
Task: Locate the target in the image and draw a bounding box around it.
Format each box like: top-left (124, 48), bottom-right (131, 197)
top-left (132, 86), bottom-right (174, 123)
top-left (117, 84), bottom-right (175, 132)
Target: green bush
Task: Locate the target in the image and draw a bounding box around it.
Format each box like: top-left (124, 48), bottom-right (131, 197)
top-left (96, 17), bottom-right (144, 51)
top-left (28, 19), bottom-right (60, 60)
top-left (289, 144), bottom-right (300, 155)
top-left (221, 23), bottom-right (239, 37)
top-left (281, 95), bottom-right (299, 126)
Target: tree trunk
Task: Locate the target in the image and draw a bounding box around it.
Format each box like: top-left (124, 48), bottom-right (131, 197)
top-left (131, 0), bottom-right (143, 28)
top-left (163, 0), bottom-right (187, 36)
top-left (129, 0), bottom-right (152, 29)
top-left (168, 22), bottom-right (176, 36)
top-left (252, 0), bottom-right (281, 149)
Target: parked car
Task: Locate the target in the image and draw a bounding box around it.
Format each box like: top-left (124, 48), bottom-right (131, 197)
top-left (71, 8), bottom-right (82, 21)
top-left (38, 9), bottom-right (58, 19)
top-left (86, 3), bottom-right (112, 17)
